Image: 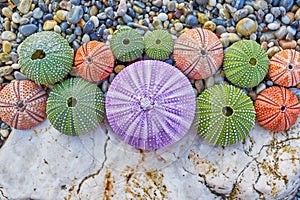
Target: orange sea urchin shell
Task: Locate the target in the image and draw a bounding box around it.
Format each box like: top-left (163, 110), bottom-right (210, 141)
top-left (0, 80), bottom-right (48, 130)
top-left (268, 49), bottom-right (300, 87)
top-left (74, 41), bottom-right (114, 82)
top-left (173, 28), bottom-right (223, 80)
top-left (255, 86), bottom-right (300, 132)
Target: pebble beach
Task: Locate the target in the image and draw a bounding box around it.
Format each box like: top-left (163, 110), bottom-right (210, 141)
top-left (0, 0), bottom-right (300, 198)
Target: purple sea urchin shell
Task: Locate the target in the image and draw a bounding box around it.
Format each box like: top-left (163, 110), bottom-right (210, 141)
top-left (106, 60), bottom-right (196, 150)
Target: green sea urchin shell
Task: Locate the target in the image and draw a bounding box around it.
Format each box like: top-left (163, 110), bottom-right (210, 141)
top-left (196, 84), bottom-right (256, 146)
top-left (223, 40), bottom-right (269, 88)
top-left (46, 78), bottom-right (105, 136)
top-left (110, 29), bottom-right (144, 62)
top-left (144, 30), bottom-right (174, 60)
top-left (18, 31), bottom-right (73, 85)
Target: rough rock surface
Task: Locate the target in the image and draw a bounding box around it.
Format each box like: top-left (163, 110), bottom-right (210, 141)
top-left (0, 118), bottom-right (299, 199)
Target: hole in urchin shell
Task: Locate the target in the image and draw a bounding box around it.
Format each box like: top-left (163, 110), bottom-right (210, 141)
top-left (86, 57), bottom-right (93, 63)
top-left (222, 106), bottom-right (233, 117)
top-left (199, 48), bottom-right (207, 56)
top-left (288, 64), bottom-right (294, 70)
top-left (67, 97), bottom-right (77, 107)
top-left (280, 106), bottom-right (286, 112)
top-left (249, 58), bottom-right (257, 66)
top-left (16, 100), bottom-right (26, 111)
top-left (31, 50), bottom-right (45, 60)
top-left (123, 38), bottom-right (130, 45)
top-left (156, 39), bottom-right (161, 44)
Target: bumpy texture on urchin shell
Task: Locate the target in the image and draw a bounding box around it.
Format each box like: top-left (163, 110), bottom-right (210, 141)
top-left (18, 31), bottom-right (73, 85)
top-left (110, 29), bottom-right (144, 62)
top-left (46, 78), bottom-right (105, 136)
top-left (223, 40), bottom-right (269, 88)
top-left (144, 30), bottom-right (174, 60)
top-left (255, 86), bottom-right (300, 132)
top-left (196, 84), bottom-right (256, 146)
top-left (173, 28), bottom-right (223, 80)
top-left (106, 60), bottom-right (196, 150)
top-left (0, 80), bottom-right (47, 130)
top-left (268, 49), bottom-right (300, 87)
top-left (74, 41), bottom-right (114, 82)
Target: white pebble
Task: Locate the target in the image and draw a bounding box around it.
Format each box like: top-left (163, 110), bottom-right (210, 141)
top-left (0, 129), bottom-right (9, 138)
top-left (82, 34), bottom-right (90, 43)
top-left (11, 63), bottom-right (20, 69)
top-left (12, 12), bottom-right (21, 23)
top-left (157, 13), bottom-right (168, 21)
top-left (267, 22), bottom-right (280, 30)
top-left (281, 16), bottom-right (290, 25)
top-left (265, 13), bottom-right (274, 23)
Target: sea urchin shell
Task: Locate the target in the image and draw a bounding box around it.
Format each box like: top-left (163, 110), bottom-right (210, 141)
top-left (144, 30), bottom-right (174, 60)
top-left (0, 80), bottom-right (48, 130)
top-left (106, 60), bottom-right (196, 150)
top-left (110, 29), bottom-right (144, 62)
top-left (196, 84), bottom-right (256, 146)
top-left (74, 41), bottom-right (114, 82)
top-left (255, 86), bottom-right (300, 132)
top-left (223, 40), bottom-right (269, 88)
top-left (46, 78), bottom-right (105, 136)
top-left (18, 31), bottom-right (73, 85)
top-left (268, 49), bottom-right (300, 87)
top-left (173, 28), bottom-right (223, 80)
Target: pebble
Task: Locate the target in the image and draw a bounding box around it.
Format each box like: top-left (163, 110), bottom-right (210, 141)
top-left (67, 6), bottom-right (83, 24)
top-left (274, 26), bottom-right (288, 39)
top-left (101, 79), bottom-right (108, 93)
top-left (14, 71), bottom-right (28, 80)
top-left (256, 83), bottom-right (266, 94)
top-left (11, 63), bottom-right (20, 69)
top-left (253, 0), bottom-right (268, 10)
top-left (279, 39), bottom-right (297, 49)
top-left (0, 129), bottom-right (9, 138)
top-left (197, 13), bottom-right (208, 24)
top-left (167, 1), bottom-right (177, 11)
top-left (267, 22), bottom-right (280, 30)
top-left (264, 13), bottom-right (274, 23)
top-left (90, 16), bottom-right (99, 28)
top-left (281, 15), bottom-right (291, 25)
top-left (117, 0), bottom-right (127, 16)
top-left (195, 80), bottom-right (205, 94)
top-left (12, 12), bottom-right (21, 24)
top-left (83, 20), bottom-right (94, 34)
top-left (295, 9), bottom-right (300, 20)
top-left (186, 14), bottom-right (198, 27)
top-left (248, 91), bottom-right (257, 101)
top-left (233, 8), bottom-right (248, 22)
top-left (174, 22), bottom-right (183, 31)
top-left (290, 88), bottom-right (300, 99)
top-left (33, 7), bottom-right (44, 19)
top-left (105, 7), bottom-right (115, 19)
top-left (203, 21), bottom-right (216, 32)
top-left (114, 65), bottom-right (125, 73)
top-left (82, 34), bottom-right (90, 43)
top-left (287, 26), bottom-right (296, 35)
top-left (89, 5), bottom-right (98, 16)
top-left (2, 41), bottom-right (12, 54)
top-left (270, 7), bottom-right (281, 18)
top-left (279, 0), bottom-right (294, 11)
top-left (266, 80), bottom-right (274, 86)
top-left (157, 13), bottom-right (168, 21)
top-left (17, 0), bottom-right (32, 14)
top-left (205, 77), bottom-right (215, 88)
top-left (2, 7), bottom-right (13, 18)
top-left (266, 46), bottom-right (280, 57)
top-left (56, 10), bottom-right (68, 21)
top-left (54, 25), bottom-right (61, 33)
top-left (0, 66), bottom-right (13, 77)
top-left (19, 24), bottom-right (38, 36)
top-left (1, 31), bottom-right (17, 41)
top-left (215, 25), bottom-right (226, 35)
top-left (236, 18), bottom-right (257, 37)
top-left (43, 20), bottom-right (57, 31)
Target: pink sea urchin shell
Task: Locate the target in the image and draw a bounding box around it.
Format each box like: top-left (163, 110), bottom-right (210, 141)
top-left (0, 80), bottom-right (48, 130)
top-left (74, 41), bottom-right (114, 82)
top-left (173, 28), bottom-right (224, 80)
top-left (106, 60), bottom-right (196, 150)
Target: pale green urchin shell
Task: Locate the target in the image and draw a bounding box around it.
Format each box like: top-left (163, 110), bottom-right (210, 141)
top-left (223, 40), bottom-right (269, 88)
top-left (46, 78), bottom-right (105, 136)
top-left (144, 30), bottom-right (174, 60)
top-left (110, 29), bottom-right (144, 62)
top-left (18, 31), bottom-right (73, 85)
top-left (196, 84), bottom-right (256, 146)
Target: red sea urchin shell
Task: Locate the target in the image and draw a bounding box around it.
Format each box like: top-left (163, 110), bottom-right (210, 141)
top-left (173, 28), bottom-right (223, 80)
top-left (106, 60), bottom-right (196, 150)
top-left (269, 49), bottom-right (300, 87)
top-left (74, 41), bottom-right (114, 82)
top-left (0, 80), bottom-right (48, 130)
top-left (255, 86), bottom-right (300, 132)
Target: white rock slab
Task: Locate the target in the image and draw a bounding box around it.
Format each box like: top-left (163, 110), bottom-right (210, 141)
top-left (0, 118), bottom-right (299, 199)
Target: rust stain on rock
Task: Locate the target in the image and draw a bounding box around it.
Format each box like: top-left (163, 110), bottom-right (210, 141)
top-left (103, 170), bottom-right (115, 200)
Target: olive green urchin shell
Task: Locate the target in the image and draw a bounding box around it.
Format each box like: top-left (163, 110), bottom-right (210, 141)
top-left (223, 40), bottom-right (269, 88)
top-left (144, 30), bottom-right (174, 60)
top-left (18, 31), bottom-right (73, 85)
top-left (110, 29), bottom-right (144, 62)
top-left (196, 84), bottom-right (256, 146)
top-left (46, 78), bottom-right (105, 136)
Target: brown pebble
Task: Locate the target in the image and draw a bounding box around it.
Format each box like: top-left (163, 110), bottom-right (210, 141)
top-left (77, 19), bottom-right (86, 28)
top-left (56, 10), bottom-right (68, 21)
top-left (4, 21), bottom-right (10, 31)
top-left (90, 5), bottom-right (98, 16)
top-left (295, 9), bottom-right (300, 20)
top-left (261, 41), bottom-right (268, 51)
top-left (2, 41), bottom-right (12, 54)
top-left (114, 65), bottom-right (125, 73)
top-left (236, 18), bottom-right (257, 37)
top-left (279, 40), bottom-right (297, 49)
top-left (248, 91), bottom-right (257, 101)
top-left (4, 75), bottom-right (14, 80)
top-left (197, 13), bottom-right (208, 24)
top-left (203, 21), bottom-right (216, 32)
top-left (43, 20), bottom-right (57, 30)
top-left (2, 7), bottom-right (13, 18)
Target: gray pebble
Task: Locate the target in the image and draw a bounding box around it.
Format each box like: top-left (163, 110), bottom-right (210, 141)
top-left (270, 7), bottom-right (281, 18)
top-left (167, 1), bottom-right (177, 11)
top-left (157, 13), bottom-right (168, 21)
top-left (287, 26), bottom-right (296, 35)
top-left (205, 76), bottom-right (214, 88)
top-left (122, 14), bottom-right (133, 23)
top-left (67, 6), bottom-right (83, 24)
top-left (11, 63), bottom-right (20, 69)
top-left (82, 34), bottom-right (90, 43)
top-left (274, 26), bottom-right (288, 39)
top-left (101, 79), bottom-right (108, 93)
top-left (117, 0), bottom-right (127, 16)
top-left (215, 25), bottom-right (226, 35)
top-left (256, 83), bottom-right (266, 94)
top-left (264, 13), bottom-right (274, 23)
top-left (19, 24), bottom-right (38, 36)
top-left (174, 22), bottom-right (183, 31)
top-left (281, 15), bottom-right (290, 25)
top-left (109, 73), bottom-right (115, 83)
top-left (105, 7), bottom-right (115, 19)
top-left (33, 7), bottom-right (44, 19)
top-left (152, 0), bottom-right (162, 7)
top-left (233, 8), bottom-right (248, 22)
top-left (14, 71), bottom-right (28, 80)
top-left (267, 22), bottom-right (280, 30)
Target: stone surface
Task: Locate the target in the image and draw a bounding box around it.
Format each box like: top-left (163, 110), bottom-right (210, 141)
top-left (0, 117), bottom-right (299, 199)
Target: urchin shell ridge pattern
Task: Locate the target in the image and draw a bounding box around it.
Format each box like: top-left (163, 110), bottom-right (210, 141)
top-left (144, 30), bottom-right (174, 60)
top-left (223, 40), bottom-right (269, 88)
top-left (46, 78), bottom-right (105, 136)
top-left (110, 29), bottom-right (144, 62)
top-left (196, 84), bottom-right (256, 146)
top-left (18, 31), bottom-right (73, 85)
